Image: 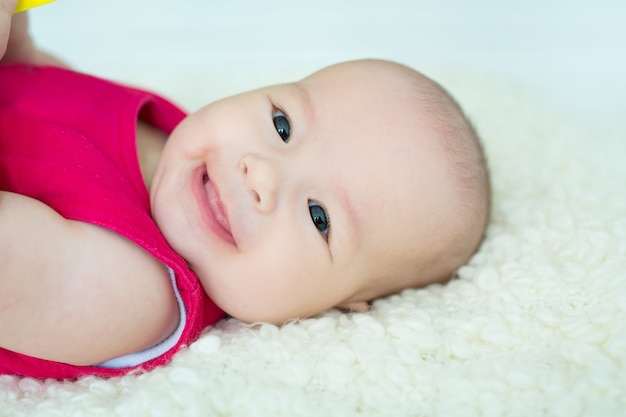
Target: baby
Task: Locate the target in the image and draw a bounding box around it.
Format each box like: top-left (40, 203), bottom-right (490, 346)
top-left (0, 11), bottom-right (489, 379)
top-left (153, 59), bottom-right (491, 321)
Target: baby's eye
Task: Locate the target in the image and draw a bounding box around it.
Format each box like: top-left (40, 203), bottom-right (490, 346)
top-left (308, 201), bottom-right (330, 238)
top-left (272, 109), bottom-right (291, 143)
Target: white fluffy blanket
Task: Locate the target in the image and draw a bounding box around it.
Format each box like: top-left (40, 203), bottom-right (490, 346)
top-left (2, 1), bottom-right (626, 412)
top-left (1, 67), bottom-right (624, 416)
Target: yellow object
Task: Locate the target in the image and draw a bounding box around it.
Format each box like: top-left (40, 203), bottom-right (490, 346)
top-left (14, 0), bottom-right (56, 13)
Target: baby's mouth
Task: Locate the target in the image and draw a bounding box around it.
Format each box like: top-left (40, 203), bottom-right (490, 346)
top-left (200, 168), bottom-right (235, 244)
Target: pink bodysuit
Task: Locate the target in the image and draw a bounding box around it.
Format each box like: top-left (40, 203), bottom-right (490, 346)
top-left (0, 64), bottom-right (224, 379)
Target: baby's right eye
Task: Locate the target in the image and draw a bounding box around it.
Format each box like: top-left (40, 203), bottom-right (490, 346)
top-left (272, 110), bottom-right (291, 143)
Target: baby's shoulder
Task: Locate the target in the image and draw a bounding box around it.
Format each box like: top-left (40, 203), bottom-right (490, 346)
top-left (0, 191), bottom-right (179, 365)
top-left (63, 219), bottom-right (181, 365)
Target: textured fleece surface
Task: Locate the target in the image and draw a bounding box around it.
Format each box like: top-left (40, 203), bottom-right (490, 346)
top-left (2, 1), bottom-right (625, 415)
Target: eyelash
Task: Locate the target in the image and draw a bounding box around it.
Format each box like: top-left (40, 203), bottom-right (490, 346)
top-left (272, 108), bottom-right (291, 143)
top-left (308, 200), bottom-right (331, 240)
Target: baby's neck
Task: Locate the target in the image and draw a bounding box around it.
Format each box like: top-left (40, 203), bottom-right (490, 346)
top-left (135, 120), bottom-right (168, 192)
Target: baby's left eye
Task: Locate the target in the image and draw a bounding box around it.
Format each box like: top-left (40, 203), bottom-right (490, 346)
top-left (273, 110), bottom-right (291, 143)
top-left (308, 201), bottom-right (330, 238)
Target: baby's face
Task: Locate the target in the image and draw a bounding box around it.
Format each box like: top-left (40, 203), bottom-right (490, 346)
top-left (151, 61), bottom-right (458, 323)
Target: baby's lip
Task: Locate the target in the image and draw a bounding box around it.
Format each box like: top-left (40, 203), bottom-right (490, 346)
top-left (195, 165), bottom-right (236, 245)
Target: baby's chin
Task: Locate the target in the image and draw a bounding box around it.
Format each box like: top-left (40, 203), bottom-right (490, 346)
top-left (207, 290), bottom-right (332, 324)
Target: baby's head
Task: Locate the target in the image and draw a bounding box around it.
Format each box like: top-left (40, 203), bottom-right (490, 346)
top-left (151, 59), bottom-right (490, 323)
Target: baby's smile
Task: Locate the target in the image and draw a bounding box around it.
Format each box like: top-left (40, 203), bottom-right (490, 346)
top-left (194, 165), bottom-right (235, 245)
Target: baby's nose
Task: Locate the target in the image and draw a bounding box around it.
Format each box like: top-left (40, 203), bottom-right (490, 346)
top-left (239, 155), bottom-right (279, 213)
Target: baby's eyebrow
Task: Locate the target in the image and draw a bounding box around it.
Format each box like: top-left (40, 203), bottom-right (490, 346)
top-left (289, 83), bottom-right (315, 124)
top-left (329, 185), bottom-right (361, 263)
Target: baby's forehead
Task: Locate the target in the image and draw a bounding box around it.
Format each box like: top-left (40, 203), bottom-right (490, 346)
top-left (305, 60), bottom-right (421, 85)
top-left (284, 66), bottom-right (443, 181)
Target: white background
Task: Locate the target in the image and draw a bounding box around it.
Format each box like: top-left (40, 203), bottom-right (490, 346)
top-left (30, 0), bottom-right (626, 120)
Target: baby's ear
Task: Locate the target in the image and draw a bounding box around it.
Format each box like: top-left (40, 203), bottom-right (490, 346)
top-left (337, 300), bottom-right (370, 313)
